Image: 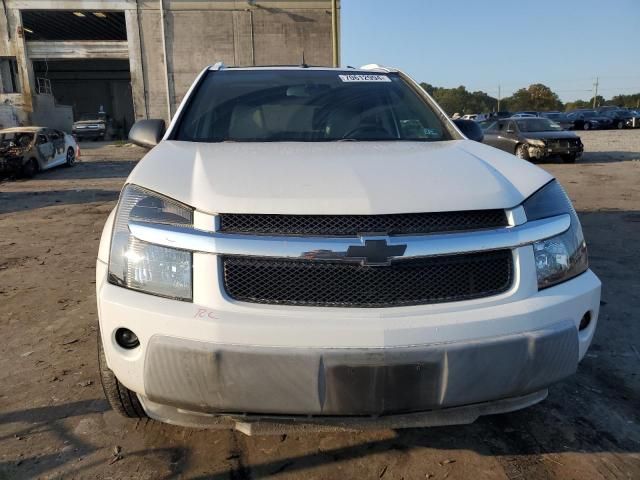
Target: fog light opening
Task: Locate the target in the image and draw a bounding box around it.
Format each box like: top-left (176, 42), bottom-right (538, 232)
top-left (115, 328), bottom-right (140, 349)
top-left (579, 312), bottom-right (592, 331)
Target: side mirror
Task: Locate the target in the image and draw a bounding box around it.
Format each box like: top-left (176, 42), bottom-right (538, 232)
top-left (453, 119), bottom-right (484, 143)
top-left (129, 119), bottom-right (166, 148)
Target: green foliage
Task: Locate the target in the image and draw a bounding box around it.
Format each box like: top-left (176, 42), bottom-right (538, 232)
top-left (419, 83), bottom-right (498, 115)
top-left (419, 81), bottom-right (640, 114)
top-left (608, 93), bottom-right (640, 108)
top-left (502, 84), bottom-right (563, 112)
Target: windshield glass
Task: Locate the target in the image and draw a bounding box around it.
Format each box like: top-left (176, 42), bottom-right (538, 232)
top-left (79, 114), bottom-right (103, 121)
top-left (174, 70), bottom-right (452, 142)
top-left (0, 132), bottom-right (34, 147)
top-left (516, 118), bottom-right (563, 132)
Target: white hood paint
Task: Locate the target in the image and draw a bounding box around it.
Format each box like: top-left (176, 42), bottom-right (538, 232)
top-left (127, 140), bottom-right (552, 215)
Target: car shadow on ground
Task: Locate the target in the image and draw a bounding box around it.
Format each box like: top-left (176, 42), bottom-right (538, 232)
top-left (1, 384), bottom-right (637, 480)
top-left (531, 151), bottom-right (640, 165)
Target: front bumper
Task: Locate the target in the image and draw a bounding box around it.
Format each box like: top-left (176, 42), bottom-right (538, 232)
top-left (527, 144), bottom-right (583, 159)
top-left (143, 319), bottom-right (576, 416)
top-left (73, 129), bottom-right (105, 138)
top-left (0, 156), bottom-right (23, 174)
top-left (97, 247), bottom-right (601, 421)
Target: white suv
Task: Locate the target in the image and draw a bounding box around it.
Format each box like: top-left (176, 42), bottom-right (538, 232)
top-left (96, 64), bottom-right (601, 434)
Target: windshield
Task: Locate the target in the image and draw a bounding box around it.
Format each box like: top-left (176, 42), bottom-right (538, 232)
top-left (0, 132), bottom-right (34, 148)
top-left (516, 118), bottom-right (563, 132)
top-left (79, 114), bottom-right (103, 121)
top-left (174, 70), bottom-right (452, 142)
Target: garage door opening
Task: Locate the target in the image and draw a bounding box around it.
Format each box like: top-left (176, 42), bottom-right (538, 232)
top-left (22, 11), bottom-right (126, 41)
top-left (33, 60), bottom-right (134, 140)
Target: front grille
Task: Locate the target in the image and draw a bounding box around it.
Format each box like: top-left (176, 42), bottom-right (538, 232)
top-left (219, 210), bottom-right (508, 237)
top-left (222, 250), bottom-right (513, 308)
top-left (548, 138), bottom-right (580, 148)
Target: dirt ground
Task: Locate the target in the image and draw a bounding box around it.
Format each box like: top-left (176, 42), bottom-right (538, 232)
top-left (1, 131), bottom-right (639, 479)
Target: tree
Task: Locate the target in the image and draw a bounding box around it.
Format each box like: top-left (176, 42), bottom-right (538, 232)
top-left (503, 84), bottom-right (563, 112)
top-left (419, 83), bottom-right (498, 115)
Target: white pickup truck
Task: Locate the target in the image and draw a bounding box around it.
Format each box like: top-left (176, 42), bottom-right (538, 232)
top-left (96, 64), bottom-right (600, 434)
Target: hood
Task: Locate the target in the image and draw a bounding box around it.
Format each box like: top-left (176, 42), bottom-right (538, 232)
top-left (522, 131), bottom-right (580, 140)
top-left (127, 140), bottom-right (552, 215)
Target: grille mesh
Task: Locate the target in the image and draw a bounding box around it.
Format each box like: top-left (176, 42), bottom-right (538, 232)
top-left (219, 211), bottom-right (508, 236)
top-left (222, 250), bottom-right (513, 308)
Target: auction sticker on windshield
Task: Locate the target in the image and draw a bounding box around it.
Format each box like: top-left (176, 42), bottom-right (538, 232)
top-left (338, 74), bottom-right (392, 82)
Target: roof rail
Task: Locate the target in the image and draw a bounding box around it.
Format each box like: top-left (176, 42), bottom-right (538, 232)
top-left (359, 64), bottom-right (398, 73)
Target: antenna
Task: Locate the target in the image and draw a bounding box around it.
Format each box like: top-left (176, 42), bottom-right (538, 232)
top-left (300, 50), bottom-right (308, 68)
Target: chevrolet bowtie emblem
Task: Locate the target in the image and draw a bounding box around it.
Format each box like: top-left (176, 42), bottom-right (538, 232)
top-left (345, 239), bottom-right (407, 266)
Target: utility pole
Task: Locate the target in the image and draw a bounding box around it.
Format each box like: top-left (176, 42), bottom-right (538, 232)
top-left (331, 0), bottom-right (339, 67)
top-left (497, 84), bottom-right (501, 112)
top-left (592, 77), bottom-right (599, 108)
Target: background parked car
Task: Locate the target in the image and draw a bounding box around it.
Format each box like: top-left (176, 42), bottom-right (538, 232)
top-left (513, 111), bottom-right (540, 117)
top-left (540, 112), bottom-right (574, 130)
top-left (0, 126), bottom-right (78, 177)
top-left (481, 117), bottom-right (583, 163)
top-left (598, 108), bottom-right (633, 129)
top-left (566, 110), bottom-right (613, 130)
top-left (72, 113), bottom-right (111, 141)
top-left (628, 110), bottom-right (640, 128)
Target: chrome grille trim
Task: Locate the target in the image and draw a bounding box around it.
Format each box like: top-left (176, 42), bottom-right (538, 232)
top-left (128, 213), bottom-right (570, 260)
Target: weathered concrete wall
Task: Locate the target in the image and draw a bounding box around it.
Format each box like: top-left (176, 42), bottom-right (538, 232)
top-left (138, 0), bottom-right (337, 121)
top-left (31, 94), bottom-right (74, 131)
top-left (1, 0), bottom-right (338, 125)
top-left (138, 9), bottom-right (170, 120)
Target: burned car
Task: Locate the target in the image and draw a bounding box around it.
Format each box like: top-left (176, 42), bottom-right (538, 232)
top-left (0, 127), bottom-right (78, 178)
top-left (482, 117), bottom-right (583, 163)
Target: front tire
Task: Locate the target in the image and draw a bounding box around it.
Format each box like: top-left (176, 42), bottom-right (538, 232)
top-left (583, 122), bottom-right (591, 130)
top-left (562, 154), bottom-right (577, 163)
top-left (21, 158), bottom-right (38, 178)
top-left (515, 144), bottom-right (530, 160)
top-left (97, 331), bottom-right (147, 418)
top-left (616, 121), bottom-right (624, 129)
top-left (65, 147), bottom-right (76, 167)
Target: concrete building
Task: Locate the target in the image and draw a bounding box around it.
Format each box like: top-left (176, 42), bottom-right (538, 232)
top-left (0, 0), bottom-right (339, 134)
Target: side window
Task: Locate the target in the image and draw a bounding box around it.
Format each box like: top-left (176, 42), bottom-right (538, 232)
top-left (37, 134), bottom-right (48, 145)
top-left (507, 121), bottom-right (517, 132)
top-left (483, 121), bottom-right (498, 132)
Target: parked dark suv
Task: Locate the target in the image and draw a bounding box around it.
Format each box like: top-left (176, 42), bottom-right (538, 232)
top-left (482, 117), bottom-right (583, 163)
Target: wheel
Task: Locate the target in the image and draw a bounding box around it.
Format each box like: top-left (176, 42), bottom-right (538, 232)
top-left (515, 144), bottom-right (530, 160)
top-left (65, 147), bottom-right (76, 167)
top-left (617, 121), bottom-right (624, 129)
top-left (97, 331), bottom-right (147, 418)
top-left (21, 158), bottom-right (38, 178)
top-left (583, 122), bottom-right (591, 130)
top-left (562, 154), bottom-right (577, 163)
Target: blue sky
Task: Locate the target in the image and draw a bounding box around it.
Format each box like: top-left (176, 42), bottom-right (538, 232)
top-left (341, 0), bottom-right (640, 102)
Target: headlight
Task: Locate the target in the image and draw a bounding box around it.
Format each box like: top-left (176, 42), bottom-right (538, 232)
top-left (108, 184), bottom-right (194, 301)
top-left (526, 139), bottom-right (546, 147)
top-left (523, 180), bottom-right (588, 289)
top-left (99, 124), bottom-right (106, 130)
